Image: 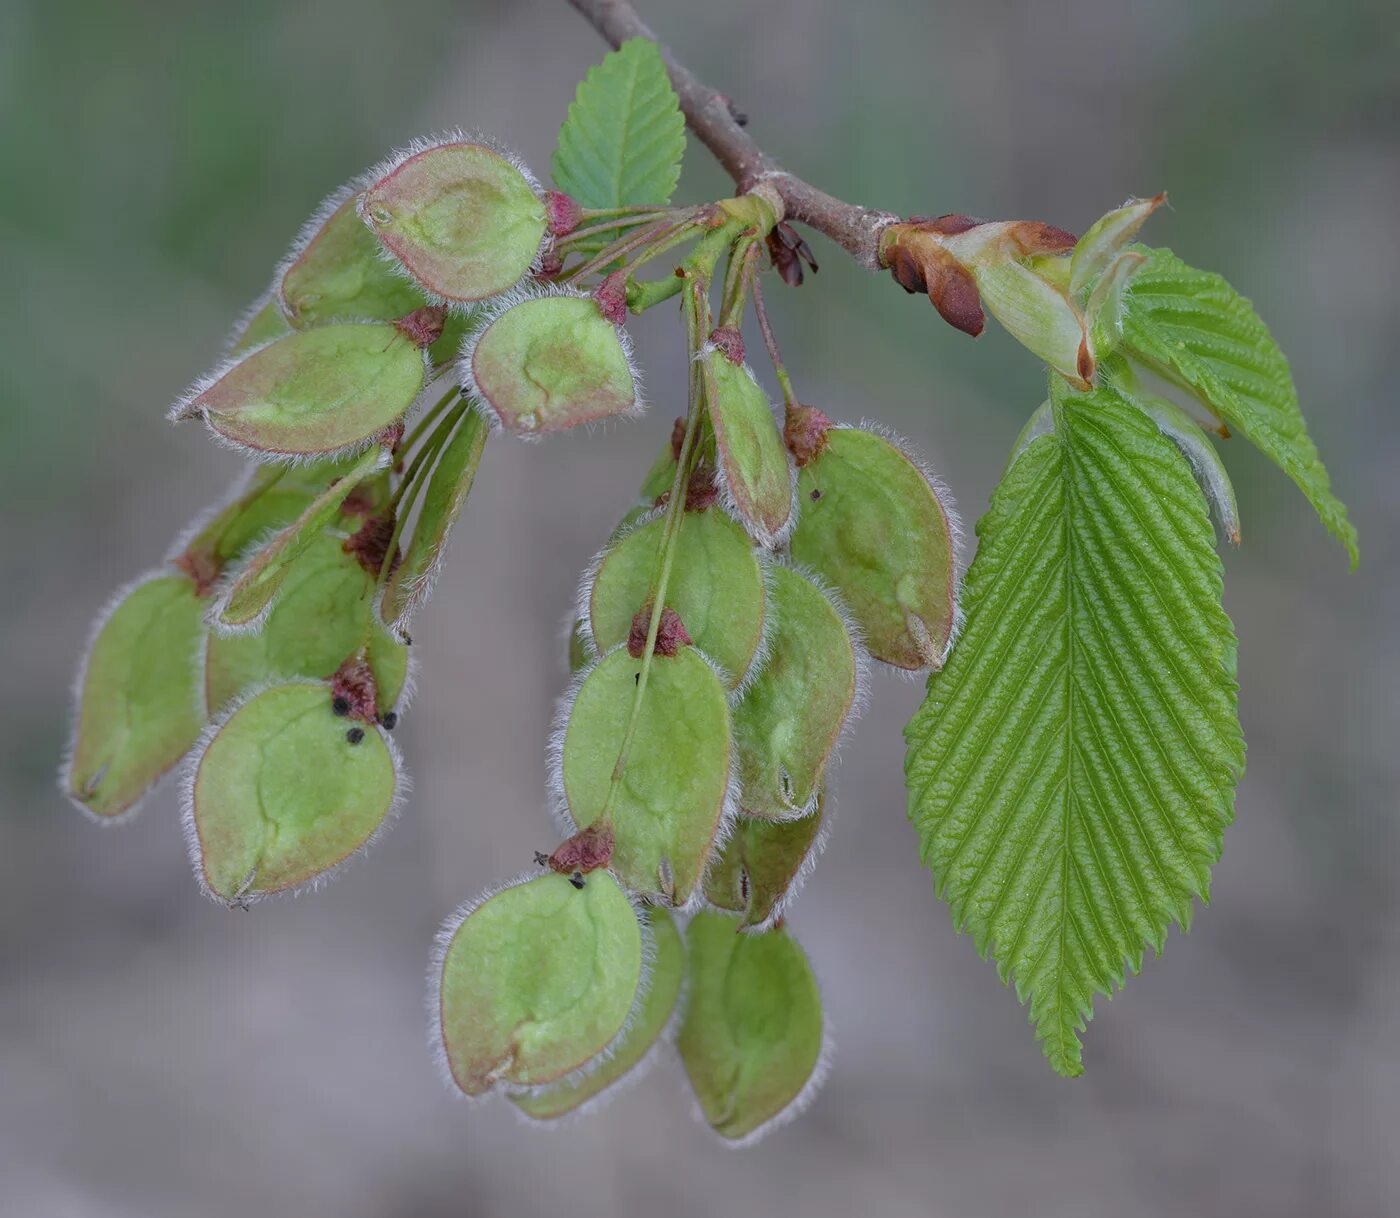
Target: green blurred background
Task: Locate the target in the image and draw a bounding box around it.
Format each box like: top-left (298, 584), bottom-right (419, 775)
top-left (3, 2), bottom-right (1397, 1215)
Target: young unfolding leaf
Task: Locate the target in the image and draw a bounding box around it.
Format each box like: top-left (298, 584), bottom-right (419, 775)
top-left (510, 905), bottom-right (683, 1120)
top-left (1120, 245), bottom-right (1357, 564)
top-left (435, 870), bottom-right (644, 1096)
top-left (790, 426), bottom-right (957, 670)
top-left (705, 348), bottom-right (794, 546)
top-left (733, 566), bottom-right (857, 820)
top-left (559, 647), bottom-right (732, 906)
top-left (679, 911), bottom-right (825, 1143)
top-left (279, 184), bottom-right (427, 329)
top-left (588, 508), bottom-right (766, 689)
top-left (970, 259), bottom-right (1093, 388)
top-left (178, 324), bottom-right (427, 457)
top-left (205, 532), bottom-right (408, 714)
top-left (904, 383), bottom-right (1244, 1076)
top-left (65, 573), bottom-right (206, 820)
top-left (552, 37), bottom-right (686, 212)
top-left (1129, 390), bottom-right (1242, 546)
top-left (463, 290), bottom-right (640, 435)
top-left (361, 138), bottom-right (546, 303)
top-left (186, 681), bottom-right (401, 903)
top-left (381, 407), bottom-right (490, 626)
top-left (212, 447), bottom-right (386, 632)
top-left (704, 800), bottom-right (825, 930)
top-left (1069, 194), bottom-right (1164, 297)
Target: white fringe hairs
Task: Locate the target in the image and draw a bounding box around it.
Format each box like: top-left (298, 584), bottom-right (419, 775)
top-left (456, 281), bottom-right (646, 439)
top-left (178, 676), bottom-right (409, 908)
top-left (356, 130), bottom-right (548, 312)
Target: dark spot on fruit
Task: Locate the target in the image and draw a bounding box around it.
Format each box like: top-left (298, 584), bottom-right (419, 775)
top-left (332, 697), bottom-right (351, 717)
top-left (346, 727), bottom-right (365, 745)
top-left (380, 711), bottom-right (398, 730)
top-left (810, 488), bottom-right (822, 501)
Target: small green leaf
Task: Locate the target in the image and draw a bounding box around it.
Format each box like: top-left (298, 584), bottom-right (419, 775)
top-left (205, 531), bottom-right (408, 714)
top-left (464, 290), bottom-right (640, 435)
top-left (213, 447), bottom-right (387, 631)
top-left (179, 324), bottom-right (426, 457)
top-left (790, 426), bottom-right (958, 670)
top-left (279, 184), bottom-right (427, 328)
top-left (552, 38), bottom-right (685, 210)
top-left (678, 911), bottom-right (825, 1143)
top-left (510, 906), bottom-right (683, 1120)
top-left (704, 800), bottom-right (825, 930)
top-left (1120, 246), bottom-right (1357, 564)
top-left (733, 566), bottom-right (858, 819)
top-left (362, 138), bottom-right (546, 303)
top-left (1127, 389), bottom-right (1241, 546)
top-left (434, 870), bottom-right (644, 1096)
top-left (185, 681), bottom-right (401, 903)
top-left (382, 407), bottom-right (490, 626)
top-left (706, 351), bottom-right (794, 546)
top-left (65, 572), bottom-right (206, 821)
top-left (904, 383), bottom-right (1245, 1076)
top-left (588, 507), bottom-right (767, 689)
top-left (560, 647), bottom-right (732, 906)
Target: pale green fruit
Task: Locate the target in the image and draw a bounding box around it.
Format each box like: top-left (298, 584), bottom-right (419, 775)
top-left (185, 681), bottom-right (400, 902)
top-left (567, 617), bottom-right (595, 675)
top-left (227, 292), bottom-right (291, 356)
top-left (733, 567), bottom-right (858, 819)
top-left (588, 508), bottom-right (766, 689)
top-left (205, 532), bottom-right (408, 714)
top-left (65, 573), bottom-right (206, 820)
top-left (510, 906), bottom-right (684, 1120)
top-left (435, 870), bottom-right (644, 1096)
top-left (213, 446), bottom-right (386, 632)
top-left (703, 799), bottom-right (825, 930)
top-left (679, 911), bottom-right (825, 1143)
top-left (465, 292), bottom-right (639, 436)
top-left (790, 426), bottom-right (958, 670)
top-left (381, 407), bottom-right (489, 627)
top-left (361, 139), bottom-right (546, 302)
top-left (560, 647), bottom-right (732, 906)
top-left (178, 324), bottom-right (426, 457)
top-left (280, 188), bottom-right (427, 329)
top-left (705, 350), bottom-right (794, 546)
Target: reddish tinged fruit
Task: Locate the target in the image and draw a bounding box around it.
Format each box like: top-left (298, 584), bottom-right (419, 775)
top-left (343, 514), bottom-right (399, 578)
top-left (708, 325), bottom-right (746, 365)
top-left (594, 269), bottom-right (630, 325)
top-left (545, 190), bottom-right (584, 238)
top-left (330, 654), bottom-right (381, 724)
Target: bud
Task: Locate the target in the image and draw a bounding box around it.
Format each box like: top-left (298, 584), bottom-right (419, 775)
top-left (433, 870), bottom-right (644, 1096)
top-left (64, 572), bottom-right (206, 821)
top-left (733, 566), bottom-right (862, 819)
top-left (359, 135), bottom-right (547, 303)
top-left (462, 287), bottom-right (642, 436)
top-left (205, 530), bottom-right (409, 714)
top-left (703, 799), bottom-right (826, 931)
top-left (789, 425), bottom-right (959, 670)
top-left (586, 508), bottom-right (767, 691)
top-left (1069, 193), bottom-right (1165, 296)
top-left (172, 324), bottom-right (428, 458)
top-left (678, 912), bottom-right (826, 1143)
top-left (510, 906), bottom-right (684, 1121)
top-left (211, 447), bottom-right (388, 633)
top-left (703, 340), bottom-right (795, 547)
top-left (381, 407), bottom-right (490, 627)
top-left (557, 647), bottom-right (733, 906)
top-left (183, 680), bottom-right (403, 904)
top-left (881, 217), bottom-right (1093, 386)
top-left (278, 179), bottom-right (426, 329)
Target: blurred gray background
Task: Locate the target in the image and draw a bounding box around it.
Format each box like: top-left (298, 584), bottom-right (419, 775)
top-left (3, 1), bottom-right (1397, 1215)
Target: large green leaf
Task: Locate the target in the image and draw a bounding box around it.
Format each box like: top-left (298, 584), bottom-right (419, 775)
top-left (1119, 246), bottom-right (1357, 565)
top-left (552, 38), bottom-right (685, 210)
top-left (904, 384), bottom-right (1245, 1076)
